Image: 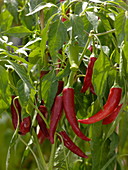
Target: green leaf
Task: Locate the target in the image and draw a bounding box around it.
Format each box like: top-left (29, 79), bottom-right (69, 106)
top-left (40, 13), bottom-right (58, 60)
top-left (0, 65), bottom-right (8, 96)
top-left (17, 80), bottom-right (30, 107)
top-left (41, 71), bottom-right (58, 112)
top-left (48, 20), bottom-right (67, 61)
top-left (26, 2), bottom-right (57, 16)
top-left (56, 62), bottom-right (70, 80)
top-left (5, 0), bottom-right (19, 24)
top-left (0, 65), bottom-right (11, 108)
top-left (93, 51), bottom-right (110, 99)
top-left (1, 50), bottom-right (29, 64)
top-left (3, 26), bottom-right (32, 38)
top-left (71, 14), bottom-right (85, 45)
top-left (0, 10), bottom-right (13, 32)
top-left (115, 11), bottom-right (128, 45)
top-left (86, 12), bottom-right (99, 32)
top-left (7, 60), bottom-right (33, 89)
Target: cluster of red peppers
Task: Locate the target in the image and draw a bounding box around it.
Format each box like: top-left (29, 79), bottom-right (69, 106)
top-left (10, 52), bottom-right (123, 159)
top-left (11, 96), bottom-right (31, 136)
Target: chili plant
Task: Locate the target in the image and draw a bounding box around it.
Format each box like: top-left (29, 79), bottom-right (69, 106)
top-left (0, 0), bottom-right (128, 170)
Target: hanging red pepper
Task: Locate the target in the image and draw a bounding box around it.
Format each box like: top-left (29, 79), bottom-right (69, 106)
top-left (36, 105), bottom-right (49, 139)
top-left (19, 116), bottom-right (31, 135)
top-left (59, 131), bottom-right (88, 158)
top-left (78, 87), bottom-right (122, 124)
top-left (49, 96), bottom-right (63, 144)
top-left (81, 56), bottom-right (97, 93)
top-left (102, 104), bottom-right (123, 125)
top-left (63, 88), bottom-right (91, 141)
top-left (11, 96), bottom-right (21, 129)
top-left (56, 81), bottom-right (64, 96)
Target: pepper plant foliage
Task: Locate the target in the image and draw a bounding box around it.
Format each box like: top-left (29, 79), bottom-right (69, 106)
top-left (0, 0), bottom-right (128, 169)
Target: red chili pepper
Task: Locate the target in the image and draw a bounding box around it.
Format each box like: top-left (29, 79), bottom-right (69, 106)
top-left (11, 96), bottom-right (21, 129)
top-left (88, 45), bottom-right (93, 53)
top-left (19, 116), bottom-right (31, 135)
top-left (50, 96), bottom-right (63, 144)
top-left (56, 80), bottom-right (64, 96)
top-left (40, 70), bottom-right (49, 79)
top-left (81, 57), bottom-right (97, 93)
top-left (78, 87), bottom-right (122, 124)
top-left (59, 131), bottom-right (88, 158)
top-left (63, 88), bottom-right (91, 141)
top-left (102, 104), bottom-right (123, 125)
top-left (36, 105), bottom-right (49, 138)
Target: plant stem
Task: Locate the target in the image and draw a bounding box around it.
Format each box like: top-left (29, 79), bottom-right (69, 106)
top-left (19, 136), bottom-right (41, 170)
top-left (79, 37), bottom-right (91, 63)
top-left (66, 71), bottom-right (76, 88)
top-left (29, 100), bottom-right (49, 128)
top-left (32, 128), bottom-right (48, 170)
top-left (48, 135), bottom-right (57, 170)
top-left (57, 133), bottom-right (70, 170)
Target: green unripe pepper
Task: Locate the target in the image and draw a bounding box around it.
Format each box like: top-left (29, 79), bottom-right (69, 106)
top-left (68, 41), bottom-right (79, 71)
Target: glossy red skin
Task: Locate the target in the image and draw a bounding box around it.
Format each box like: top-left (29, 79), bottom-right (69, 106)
top-left (102, 104), bottom-right (123, 125)
top-left (11, 96), bottom-right (21, 129)
top-left (81, 57), bottom-right (97, 93)
top-left (50, 96), bottom-right (63, 144)
top-left (56, 81), bottom-right (64, 96)
top-left (63, 88), bottom-right (91, 141)
top-left (59, 131), bottom-right (88, 158)
top-left (78, 87), bottom-right (122, 124)
top-left (19, 116), bottom-right (31, 135)
top-left (36, 105), bottom-right (49, 138)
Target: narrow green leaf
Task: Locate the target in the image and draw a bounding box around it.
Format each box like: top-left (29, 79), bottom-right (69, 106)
top-left (101, 154), bottom-right (117, 170)
top-left (115, 12), bottom-right (126, 45)
top-left (0, 65), bottom-right (11, 108)
top-left (7, 60), bottom-right (33, 89)
top-left (1, 50), bottom-right (29, 64)
top-left (40, 13), bottom-right (58, 60)
top-left (48, 20), bottom-right (67, 61)
top-left (0, 65), bottom-right (8, 96)
top-left (3, 26), bottom-right (32, 38)
top-left (17, 80), bottom-right (30, 106)
top-left (93, 51), bottom-right (110, 99)
top-left (26, 2), bottom-right (57, 16)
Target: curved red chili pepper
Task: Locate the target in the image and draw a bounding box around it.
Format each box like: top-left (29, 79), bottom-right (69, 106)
top-left (59, 131), bottom-right (88, 158)
top-left (63, 88), bottom-right (91, 141)
top-left (102, 104), bottom-right (123, 125)
top-left (36, 105), bottom-right (49, 138)
top-left (11, 96), bottom-right (21, 129)
top-left (50, 96), bottom-right (63, 144)
top-left (78, 87), bottom-right (122, 124)
top-left (19, 116), bottom-right (31, 135)
top-left (81, 57), bottom-right (97, 93)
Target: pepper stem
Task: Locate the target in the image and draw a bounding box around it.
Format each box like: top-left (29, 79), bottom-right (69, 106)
top-left (32, 128), bottom-right (48, 170)
top-left (66, 71), bottom-right (76, 88)
top-left (48, 135), bottom-right (57, 170)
